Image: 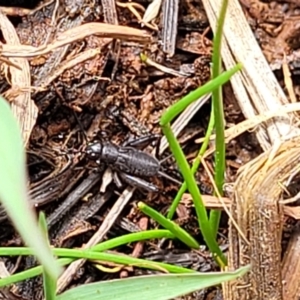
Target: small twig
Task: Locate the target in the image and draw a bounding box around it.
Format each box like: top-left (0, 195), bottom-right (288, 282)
top-left (56, 187), bottom-right (136, 293)
top-left (1, 23), bottom-right (152, 58)
top-left (200, 157), bottom-right (248, 244)
top-left (282, 52), bottom-right (297, 103)
top-left (0, 57), bottom-right (21, 70)
top-left (181, 193), bottom-right (300, 219)
top-left (117, 2), bottom-right (145, 21)
top-left (140, 53), bottom-right (190, 77)
top-left (47, 172), bottom-right (100, 229)
top-left (102, 0), bottom-right (120, 78)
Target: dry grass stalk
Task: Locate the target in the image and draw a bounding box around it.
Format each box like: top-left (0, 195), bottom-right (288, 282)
top-left (0, 23), bottom-right (151, 59)
top-left (0, 11), bottom-right (38, 145)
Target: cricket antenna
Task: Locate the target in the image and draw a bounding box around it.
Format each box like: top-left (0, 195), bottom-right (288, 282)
top-left (71, 110), bottom-right (89, 144)
top-left (158, 170), bottom-right (182, 186)
top-left (53, 83), bottom-right (89, 145)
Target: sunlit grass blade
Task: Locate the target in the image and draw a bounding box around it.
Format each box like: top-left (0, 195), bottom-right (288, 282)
top-left (0, 96), bottom-right (60, 279)
top-left (0, 230), bottom-right (175, 287)
top-left (138, 202), bottom-right (199, 249)
top-left (0, 230), bottom-right (175, 257)
top-left (0, 250), bottom-right (195, 287)
top-left (57, 265), bottom-right (250, 300)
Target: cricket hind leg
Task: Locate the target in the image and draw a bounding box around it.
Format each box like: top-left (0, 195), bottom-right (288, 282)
top-left (117, 172), bottom-right (159, 193)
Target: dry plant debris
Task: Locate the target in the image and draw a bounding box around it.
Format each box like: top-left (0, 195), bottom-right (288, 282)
top-left (1, 0), bottom-right (300, 299)
top-left (0, 11), bottom-right (38, 145)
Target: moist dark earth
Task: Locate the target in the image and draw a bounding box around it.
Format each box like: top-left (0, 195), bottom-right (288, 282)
top-left (0, 0), bottom-right (300, 299)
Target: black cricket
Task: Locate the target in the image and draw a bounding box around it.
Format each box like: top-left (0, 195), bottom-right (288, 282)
top-left (85, 136), bottom-right (181, 192)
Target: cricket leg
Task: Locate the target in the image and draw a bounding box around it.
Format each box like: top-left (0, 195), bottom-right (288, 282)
top-left (118, 172), bottom-right (159, 192)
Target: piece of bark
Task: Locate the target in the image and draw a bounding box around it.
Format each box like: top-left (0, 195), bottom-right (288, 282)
top-left (282, 222), bottom-right (300, 299)
top-left (225, 137), bottom-right (300, 299)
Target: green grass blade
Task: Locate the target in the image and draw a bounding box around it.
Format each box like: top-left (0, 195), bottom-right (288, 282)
top-left (160, 66), bottom-right (242, 126)
top-left (92, 230), bottom-right (175, 251)
top-left (43, 268), bottom-right (57, 300)
top-left (160, 123), bottom-right (226, 266)
top-left (0, 96), bottom-right (60, 279)
top-left (0, 230), bottom-right (174, 257)
top-left (38, 212), bottom-right (49, 238)
top-left (0, 230), bottom-right (176, 287)
top-left (167, 111), bottom-right (215, 220)
top-left (0, 251), bottom-right (195, 287)
top-left (138, 202), bottom-right (199, 249)
top-left (39, 213), bottom-right (57, 300)
top-left (57, 266), bottom-right (250, 300)
top-left (209, 0), bottom-right (229, 238)
top-left (0, 258), bottom-right (73, 287)
top-left (160, 66), bottom-right (241, 266)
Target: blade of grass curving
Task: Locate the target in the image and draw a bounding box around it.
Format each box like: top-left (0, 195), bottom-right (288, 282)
top-left (33, 249), bottom-right (197, 273)
top-left (167, 111), bottom-right (215, 220)
top-left (39, 212), bottom-right (56, 300)
top-left (160, 66), bottom-right (241, 266)
top-left (0, 230), bottom-right (174, 286)
top-left (159, 123), bottom-right (226, 266)
top-left (138, 202), bottom-right (199, 248)
top-left (160, 66), bottom-right (241, 126)
top-left (209, 0), bottom-right (229, 238)
top-left (92, 229), bottom-right (175, 251)
top-left (0, 251), bottom-right (195, 287)
top-left (0, 230), bottom-right (175, 257)
top-left (0, 96), bottom-right (60, 278)
top-left (57, 265), bottom-right (250, 300)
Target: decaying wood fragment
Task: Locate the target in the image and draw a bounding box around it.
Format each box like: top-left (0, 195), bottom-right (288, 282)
top-left (225, 137), bottom-right (300, 299)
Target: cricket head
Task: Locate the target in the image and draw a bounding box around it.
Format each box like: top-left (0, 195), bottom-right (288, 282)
top-left (85, 141), bottom-right (102, 164)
